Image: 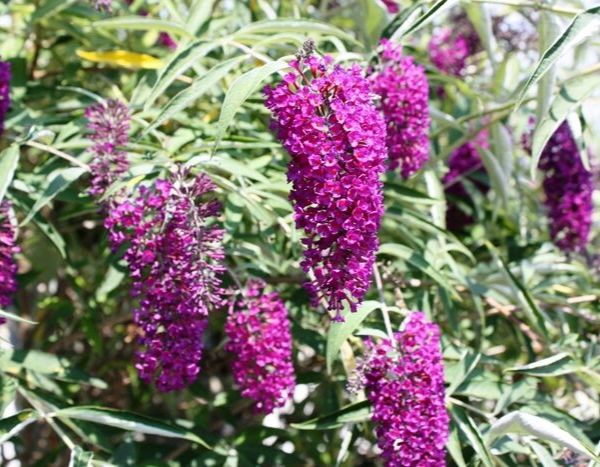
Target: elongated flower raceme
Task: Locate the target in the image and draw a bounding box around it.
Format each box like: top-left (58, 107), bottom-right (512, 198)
top-left (443, 130), bottom-right (489, 231)
top-left (538, 122), bottom-right (593, 253)
top-left (85, 99), bottom-right (131, 199)
top-left (370, 39), bottom-right (430, 178)
top-left (0, 59), bottom-right (10, 136)
top-left (0, 201), bottom-right (19, 318)
top-left (225, 280), bottom-right (295, 413)
top-left (356, 312), bottom-right (448, 466)
top-left (105, 172), bottom-right (226, 391)
top-left (264, 55), bottom-right (387, 321)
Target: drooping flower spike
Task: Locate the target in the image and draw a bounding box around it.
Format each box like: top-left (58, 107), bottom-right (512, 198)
top-left (85, 99), bottom-right (131, 199)
top-left (0, 201), bottom-right (19, 322)
top-left (381, 0), bottom-right (399, 13)
top-left (0, 59), bottom-right (11, 136)
top-left (370, 39), bottom-right (430, 178)
top-left (105, 171), bottom-right (226, 391)
top-left (225, 280), bottom-right (296, 413)
top-left (537, 121), bottom-right (593, 253)
top-left (354, 312), bottom-right (449, 466)
top-left (265, 53), bottom-right (387, 321)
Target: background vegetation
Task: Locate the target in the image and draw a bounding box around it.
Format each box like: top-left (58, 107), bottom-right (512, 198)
top-left (0, 0), bottom-right (599, 465)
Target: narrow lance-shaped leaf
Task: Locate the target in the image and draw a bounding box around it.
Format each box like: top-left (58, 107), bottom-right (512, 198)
top-left (213, 60), bottom-right (290, 153)
top-left (515, 6), bottom-right (600, 110)
top-left (142, 56), bottom-right (245, 137)
top-left (55, 406), bottom-right (213, 450)
top-left (92, 17), bottom-right (194, 38)
top-left (0, 145), bottom-right (19, 203)
top-left (0, 410), bottom-right (39, 444)
top-left (487, 411), bottom-right (600, 462)
top-left (21, 167), bottom-right (86, 226)
top-left (290, 401), bottom-right (371, 431)
top-left (326, 300), bottom-right (381, 373)
top-left (530, 70), bottom-right (600, 177)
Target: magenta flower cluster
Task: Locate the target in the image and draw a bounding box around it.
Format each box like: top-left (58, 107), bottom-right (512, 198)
top-left (225, 280), bottom-right (296, 413)
top-left (538, 122), bottom-right (593, 253)
top-left (85, 99), bottom-right (131, 198)
top-left (428, 28), bottom-right (471, 77)
top-left (443, 130), bottom-right (489, 230)
top-left (264, 55), bottom-right (387, 320)
top-left (359, 312), bottom-right (449, 466)
top-left (105, 172), bottom-right (226, 392)
top-left (370, 39), bottom-right (430, 178)
top-left (0, 60), bottom-right (10, 136)
top-left (0, 201), bottom-right (19, 315)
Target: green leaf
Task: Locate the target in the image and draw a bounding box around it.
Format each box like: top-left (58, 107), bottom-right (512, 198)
top-left (143, 56), bottom-right (244, 136)
top-left (213, 60), bottom-right (289, 153)
top-left (326, 300), bottom-right (381, 373)
top-left (490, 123), bottom-right (513, 181)
top-left (144, 40), bottom-right (222, 111)
top-left (451, 406), bottom-right (495, 467)
top-left (92, 17), bottom-right (194, 38)
top-left (69, 447), bottom-right (93, 467)
top-left (0, 410), bottom-right (39, 444)
top-left (530, 71), bottom-right (600, 177)
top-left (32, 0), bottom-right (76, 23)
top-left (290, 401), bottom-right (370, 430)
top-left (446, 351), bottom-right (481, 396)
top-left (535, 12), bottom-right (561, 120)
top-left (55, 406), bottom-right (212, 449)
top-left (477, 145), bottom-right (509, 209)
top-left (378, 243), bottom-right (458, 299)
top-left (515, 6), bottom-right (600, 110)
top-left (527, 440), bottom-right (560, 467)
top-left (488, 245), bottom-right (549, 339)
top-left (393, 0), bottom-right (456, 39)
top-left (233, 19), bottom-right (360, 46)
top-left (0, 374), bottom-right (16, 415)
top-left (507, 353), bottom-right (578, 377)
top-left (0, 349), bottom-right (107, 389)
top-left (465, 3), bottom-right (496, 67)
top-left (487, 411), bottom-right (600, 462)
top-left (0, 145), bottom-right (20, 204)
top-left (21, 167), bottom-right (86, 226)
top-left (186, 0), bottom-right (217, 34)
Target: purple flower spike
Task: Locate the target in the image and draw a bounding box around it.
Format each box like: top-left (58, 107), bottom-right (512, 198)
top-left (85, 99), bottom-right (131, 199)
top-left (105, 172), bottom-right (226, 392)
top-left (0, 201), bottom-right (19, 316)
top-left (428, 28), bottom-right (472, 77)
top-left (358, 312), bottom-right (449, 466)
top-left (225, 280), bottom-right (296, 414)
top-left (538, 122), bottom-right (593, 253)
top-left (371, 39), bottom-right (430, 178)
top-left (0, 60), bottom-right (11, 136)
top-left (264, 55), bottom-right (387, 320)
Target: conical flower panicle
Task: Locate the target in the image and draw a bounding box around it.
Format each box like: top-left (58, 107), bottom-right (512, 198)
top-left (0, 201), bottom-right (19, 317)
top-left (85, 99), bottom-right (131, 199)
top-left (538, 122), bottom-right (593, 253)
top-left (370, 39), bottom-right (430, 178)
top-left (264, 54), bottom-right (387, 321)
top-left (105, 172), bottom-right (226, 392)
top-left (225, 280), bottom-right (296, 414)
top-left (360, 312), bottom-right (449, 466)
